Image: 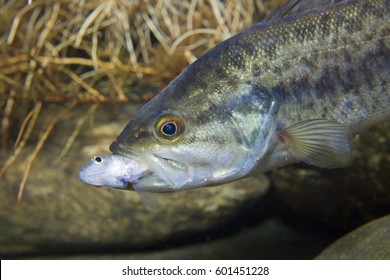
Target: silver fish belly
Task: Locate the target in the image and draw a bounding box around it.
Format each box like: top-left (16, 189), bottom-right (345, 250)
top-left (79, 0), bottom-right (390, 205)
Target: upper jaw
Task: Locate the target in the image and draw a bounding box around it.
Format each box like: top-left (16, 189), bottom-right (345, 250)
top-left (109, 141), bottom-right (137, 157)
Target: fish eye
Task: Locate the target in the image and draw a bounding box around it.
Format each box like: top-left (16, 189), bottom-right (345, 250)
top-left (92, 156), bottom-right (103, 163)
top-left (154, 115), bottom-right (185, 142)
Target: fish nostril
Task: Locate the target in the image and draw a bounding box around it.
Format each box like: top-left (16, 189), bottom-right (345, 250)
top-left (93, 156), bottom-right (103, 163)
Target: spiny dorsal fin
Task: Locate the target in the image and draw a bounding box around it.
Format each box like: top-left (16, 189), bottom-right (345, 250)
top-left (263, 0), bottom-right (354, 24)
top-left (279, 119), bottom-right (353, 168)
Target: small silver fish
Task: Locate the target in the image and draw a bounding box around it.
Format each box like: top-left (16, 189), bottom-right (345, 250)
top-left (78, 155), bottom-right (148, 189)
top-left (79, 0), bottom-right (390, 206)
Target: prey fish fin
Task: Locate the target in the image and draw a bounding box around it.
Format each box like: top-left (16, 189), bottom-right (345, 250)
top-left (278, 119), bottom-right (353, 168)
top-left (136, 191), bottom-right (160, 208)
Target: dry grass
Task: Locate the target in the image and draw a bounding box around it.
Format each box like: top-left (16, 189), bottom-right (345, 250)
top-left (0, 0), bottom-right (280, 201)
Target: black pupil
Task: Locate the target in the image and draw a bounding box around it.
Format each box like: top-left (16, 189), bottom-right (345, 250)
top-left (94, 156), bottom-right (102, 163)
top-left (162, 122), bottom-right (176, 136)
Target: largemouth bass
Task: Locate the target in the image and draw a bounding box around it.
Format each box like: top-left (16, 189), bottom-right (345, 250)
top-left (79, 0), bottom-right (390, 206)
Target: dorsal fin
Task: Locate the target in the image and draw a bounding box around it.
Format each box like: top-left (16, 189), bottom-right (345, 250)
top-left (263, 0), bottom-right (355, 24)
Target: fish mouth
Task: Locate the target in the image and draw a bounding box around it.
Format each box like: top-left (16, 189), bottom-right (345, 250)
top-left (109, 142), bottom-right (151, 188)
top-left (132, 156), bottom-right (190, 192)
top-left (109, 141), bottom-right (190, 192)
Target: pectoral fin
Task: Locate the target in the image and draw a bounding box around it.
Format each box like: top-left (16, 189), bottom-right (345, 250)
top-left (278, 119), bottom-right (353, 168)
top-left (136, 191), bottom-right (160, 208)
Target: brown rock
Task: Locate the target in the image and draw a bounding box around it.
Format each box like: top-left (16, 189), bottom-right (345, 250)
top-left (316, 214), bottom-right (390, 260)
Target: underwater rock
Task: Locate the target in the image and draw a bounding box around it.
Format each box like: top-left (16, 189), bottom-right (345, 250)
top-left (27, 217), bottom-right (334, 260)
top-left (271, 123), bottom-right (390, 228)
top-left (316, 214), bottom-right (390, 260)
top-left (0, 105), bottom-right (269, 258)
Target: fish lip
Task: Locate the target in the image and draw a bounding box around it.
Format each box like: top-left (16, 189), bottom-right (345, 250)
top-left (109, 141), bottom-right (144, 160)
top-left (109, 141), bottom-right (133, 156)
top-left (121, 184), bottom-right (135, 191)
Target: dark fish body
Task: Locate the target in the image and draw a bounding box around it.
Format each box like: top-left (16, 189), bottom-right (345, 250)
top-left (79, 0), bottom-right (390, 206)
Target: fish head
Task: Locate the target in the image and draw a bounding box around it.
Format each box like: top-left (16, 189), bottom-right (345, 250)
top-left (109, 105), bottom-right (194, 192)
top-left (109, 77), bottom-right (280, 193)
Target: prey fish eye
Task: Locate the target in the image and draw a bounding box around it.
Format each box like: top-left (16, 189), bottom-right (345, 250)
top-left (93, 156), bottom-right (103, 163)
top-left (155, 115), bottom-right (185, 142)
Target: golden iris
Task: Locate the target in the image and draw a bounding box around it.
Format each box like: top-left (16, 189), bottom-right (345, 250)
top-left (154, 115), bottom-right (185, 142)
